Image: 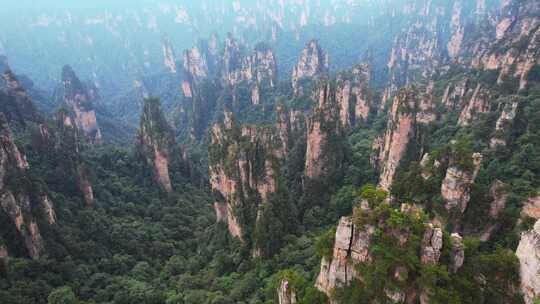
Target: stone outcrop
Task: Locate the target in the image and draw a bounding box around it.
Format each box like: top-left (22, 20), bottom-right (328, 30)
top-left (377, 87), bottom-right (421, 191)
top-left (138, 98), bottom-right (175, 192)
top-left (55, 111), bottom-right (94, 206)
top-left (489, 180), bottom-right (508, 219)
top-left (222, 37), bottom-right (277, 89)
top-left (458, 84), bottom-right (491, 126)
top-left (292, 40), bottom-right (329, 96)
top-left (473, 1), bottom-right (540, 91)
top-left (210, 111), bottom-right (283, 242)
top-left (278, 279), bottom-right (297, 304)
top-left (516, 219), bottom-right (540, 304)
top-left (0, 113), bottom-right (54, 259)
top-left (523, 196), bottom-right (540, 220)
top-left (316, 204), bottom-right (464, 303)
top-left (442, 78), bottom-right (470, 110)
top-left (1, 69), bottom-right (42, 129)
top-left (162, 36), bottom-right (178, 74)
top-left (442, 153), bottom-right (483, 213)
top-left (57, 65), bottom-right (102, 144)
top-left (335, 64), bottom-right (371, 127)
top-left (450, 233), bottom-right (465, 273)
top-left (491, 98), bottom-right (519, 147)
top-left (305, 80), bottom-right (343, 181)
top-left (315, 217), bottom-right (373, 296)
top-left (420, 224), bottom-right (443, 264)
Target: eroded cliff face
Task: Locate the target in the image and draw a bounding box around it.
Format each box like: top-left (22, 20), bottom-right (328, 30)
top-left (315, 216), bottom-right (373, 297)
top-left (1, 69), bottom-right (41, 129)
top-left (278, 279), bottom-right (298, 304)
top-left (335, 65), bottom-right (372, 127)
top-left (162, 36), bottom-right (178, 74)
top-left (55, 111), bottom-right (94, 206)
top-left (210, 111), bottom-right (283, 242)
top-left (472, 1), bottom-right (540, 91)
top-left (378, 87), bottom-right (435, 190)
top-left (517, 219), bottom-right (540, 304)
top-left (138, 98), bottom-right (175, 192)
top-left (305, 80), bottom-right (343, 181)
top-left (458, 84), bottom-right (492, 126)
top-left (491, 98), bottom-right (519, 147)
top-left (58, 65), bottom-right (102, 144)
top-left (0, 113), bottom-right (55, 259)
top-left (315, 202), bottom-right (465, 303)
top-left (292, 40), bottom-right (329, 96)
top-left (441, 153), bottom-right (483, 213)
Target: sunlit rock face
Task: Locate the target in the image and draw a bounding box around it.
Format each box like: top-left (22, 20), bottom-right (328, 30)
top-left (57, 65), bottom-right (102, 145)
top-left (0, 113), bottom-right (55, 259)
top-left (292, 40), bottom-right (329, 96)
top-left (517, 219), bottom-right (540, 304)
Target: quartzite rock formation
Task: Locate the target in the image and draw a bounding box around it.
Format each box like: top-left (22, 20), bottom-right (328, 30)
top-left (58, 65), bottom-right (102, 144)
top-left (517, 219), bottom-right (540, 304)
top-left (138, 98), bottom-right (175, 192)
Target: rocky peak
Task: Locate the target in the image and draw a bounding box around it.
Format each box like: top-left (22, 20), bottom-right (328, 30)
top-left (183, 44), bottom-right (209, 82)
top-left (335, 64), bottom-right (372, 127)
top-left (59, 65), bottom-right (102, 144)
top-left (210, 110), bottom-right (283, 251)
top-left (516, 219), bottom-right (540, 304)
top-left (1, 70), bottom-right (41, 129)
top-left (0, 113), bottom-right (54, 259)
top-left (316, 202), bottom-right (465, 303)
top-left (441, 152), bottom-right (483, 213)
top-left (458, 84), bottom-right (492, 126)
top-left (162, 36), bottom-right (177, 74)
top-left (292, 39), bottom-right (329, 96)
top-left (377, 86), bottom-right (420, 191)
top-left (315, 216), bottom-right (374, 296)
top-left (305, 80), bottom-right (344, 181)
top-left (278, 279), bottom-right (298, 304)
top-left (222, 38), bottom-right (278, 95)
top-left (55, 110), bottom-right (94, 206)
top-left (138, 98), bottom-right (175, 192)
top-left (491, 97), bottom-right (520, 147)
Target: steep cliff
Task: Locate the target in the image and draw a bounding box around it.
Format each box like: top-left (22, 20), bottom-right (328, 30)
top-left (138, 98), bottom-right (175, 192)
top-left (304, 80), bottom-right (344, 181)
top-left (209, 110), bottom-right (288, 254)
top-left (517, 219), bottom-right (540, 304)
top-left (57, 65), bottom-right (102, 144)
top-left (377, 86), bottom-right (425, 191)
top-left (54, 111), bottom-right (94, 206)
top-left (162, 36), bottom-right (178, 74)
top-left (471, 0), bottom-right (540, 91)
top-left (315, 198), bottom-right (465, 303)
top-left (441, 152), bottom-right (483, 214)
top-left (335, 64), bottom-right (372, 127)
top-left (292, 40), bottom-right (329, 96)
top-left (0, 69), bottom-right (42, 130)
top-left (0, 113), bottom-right (55, 259)
top-left (278, 279), bottom-right (298, 304)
